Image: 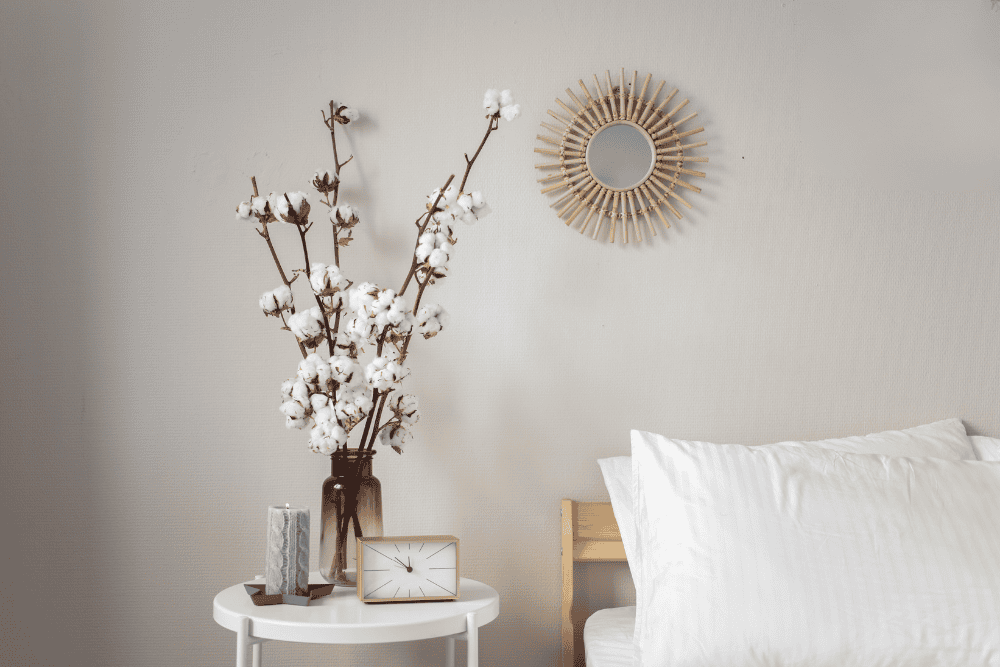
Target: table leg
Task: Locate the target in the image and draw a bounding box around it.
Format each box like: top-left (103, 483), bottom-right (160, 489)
top-left (445, 635), bottom-right (455, 667)
top-left (252, 641), bottom-right (262, 667)
top-left (236, 617), bottom-right (250, 667)
top-left (465, 612), bottom-right (478, 667)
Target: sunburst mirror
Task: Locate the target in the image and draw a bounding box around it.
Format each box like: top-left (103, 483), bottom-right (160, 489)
top-left (535, 69), bottom-right (708, 243)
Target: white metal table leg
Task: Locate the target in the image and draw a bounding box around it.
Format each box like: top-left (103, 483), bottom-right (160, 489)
top-left (445, 635), bottom-right (456, 667)
top-left (252, 641), bottom-right (262, 667)
top-left (465, 612), bottom-right (478, 667)
top-left (236, 617), bottom-right (250, 667)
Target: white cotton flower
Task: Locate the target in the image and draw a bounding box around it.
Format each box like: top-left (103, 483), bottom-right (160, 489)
top-left (309, 393), bottom-right (329, 412)
top-left (335, 385), bottom-right (373, 426)
top-left (365, 356), bottom-right (404, 391)
top-left (280, 379), bottom-right (294, 401)
top-left (309, 263), bottom-right (350, 302)
top-left (379, 425), bottom-right (410, 453)
top-left (500, 103), bottom-right (521, 122)
top-left (390, 393), bottom-right (419, 425)
top-left (416, 303), bottom-right (449, 339)
top-left (483, 88), bottom-right (501, 114)
top-left (336, 203), bottom-right (359, 222)
top-left (280, 399), bottom-right (306, 421)
top-left (291, 378), bottom-right (310, 404)
top-left (500, 89), bottom-right (515, 107)
top-left (236, 201), bottom-right (253, 220)
top-left (349, 282), bottom-right (379, 314)
top-left (344, 314), bottom-right (378, 345)
top-left (457, 194), bottom-right (474, 213)
top-left (259, 285), bottom-right (293, 316)
top-left (341, 106), bottom-right (359, 122)
top-left (274, 191), bottom-right (309, 221)
top-left (428, 248), bottom-right (449, 268)
top-left (370, 289), bottom-right (408, 329)
top-left (288, 306), bottom-right (325, 347)
top-left (309, 421), bottom-right (349, 454)
top-left (297, 354), bottom-right (320, 385)
top-left (250, 196), bottom-right (269, 216)
top-left (330, 355), bottom-right (361, 385)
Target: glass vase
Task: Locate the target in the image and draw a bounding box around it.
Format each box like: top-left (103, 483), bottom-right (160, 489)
top-left (319, 449), bottom-right (383, 586)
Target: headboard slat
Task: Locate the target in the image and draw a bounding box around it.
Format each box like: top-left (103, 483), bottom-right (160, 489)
top-left (561, 499), bottom-right (626, 667)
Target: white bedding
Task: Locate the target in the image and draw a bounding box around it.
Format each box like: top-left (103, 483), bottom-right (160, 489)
top-left (583, 606), bottom-right (636, 667)
top-left (633, 431), bottom-right (1000, 666)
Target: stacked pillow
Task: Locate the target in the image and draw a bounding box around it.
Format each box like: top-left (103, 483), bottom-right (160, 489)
top-left (598, 420), bottom-right (1000, 666)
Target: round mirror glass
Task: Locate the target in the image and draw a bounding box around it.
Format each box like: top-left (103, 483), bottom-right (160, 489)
top-left (585, 122), bottom-right (655, 191)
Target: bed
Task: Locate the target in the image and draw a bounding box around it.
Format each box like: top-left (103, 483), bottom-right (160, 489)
top-left (563, 421), bottom-right (1000, 667)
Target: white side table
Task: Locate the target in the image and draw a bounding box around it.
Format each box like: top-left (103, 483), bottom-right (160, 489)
top-left (213, 572), bottom-right (500, 667)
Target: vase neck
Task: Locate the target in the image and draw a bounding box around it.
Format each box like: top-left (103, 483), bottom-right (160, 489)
top-left (330, 449), bottom-right (374, 477)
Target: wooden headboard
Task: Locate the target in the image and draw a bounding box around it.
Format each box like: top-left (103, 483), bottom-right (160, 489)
top-left (561, 499), bottom-right (627, 667)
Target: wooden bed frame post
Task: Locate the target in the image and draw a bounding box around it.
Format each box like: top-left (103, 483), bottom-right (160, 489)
top-left (560, 499), bottom-right (627, 667)
top-left (561, 499), bottom-right (576, 667)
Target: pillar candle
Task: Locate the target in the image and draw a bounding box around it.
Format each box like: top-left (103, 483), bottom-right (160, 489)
top-left (265, 504), bottom-right (310, 596)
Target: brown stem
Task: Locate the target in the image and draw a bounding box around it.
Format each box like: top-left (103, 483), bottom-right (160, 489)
top-left (252, 178), bottom-right (308, 359)
top-left (459, 113), bottom-right (499, 193)
top-left (295, 223), bottom-right (336, 357)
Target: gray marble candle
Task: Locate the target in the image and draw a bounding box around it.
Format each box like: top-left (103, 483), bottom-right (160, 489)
top-left (265, 504), bottom-right (310, 596)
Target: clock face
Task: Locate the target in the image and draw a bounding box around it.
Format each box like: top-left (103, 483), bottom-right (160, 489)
top-left (358, 537), bottom-right (459, 602)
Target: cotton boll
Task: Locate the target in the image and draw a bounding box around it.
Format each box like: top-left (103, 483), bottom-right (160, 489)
top-left (280, 400), bottom-right (306, 420)
top-left (337, 203), bottom-right (359, 222)
top-left (259, 291), bottom-right (279, 315)
top-left (341, 106), bottom-right (359, 122)
top-left (390, 393), bottom-right (419, 425)
top-left (291, 379), bottom-right (310, 404)
top-left (330, 356), bottom-right (360, 384)
top-left (416, 303), bottom-right (449, 339)
top-left (349, 282), bottom-right (379, 314)
top-left (273, 285), bottom-right (292, 309)
top-left (428, 248), bottom-right (449, 268)
top-left (297, 355), bottom-right (320, 384)
top-left (288, 306), bottom-right (326, 347)
top-left (280, 379), bottom-right (294, 401)
top-left (457, 194), bottom-right (473, 213)
top-left (310, 393), bottom-right (329, 412)
top-left (236, 201), bottom-right (253, 220)
top-left (441, 185), bottom-right (459, 205)
top-left (365, 357), bottom-right (403, 391)
top-left (250, 196), bottom-right (269, 216)
top-left (500, 89), bottom-right (515, 107)
top-left (470, 191), bottom-right (485, 209)
top-left (500, 103), bottom-right (520, 122)
top-left (459, 210), bottom-right (477, 225)
top-left (379, 426), bottom-right (410, 453)
top-left (309, 263), bottom-right (329, 294)
top-left (286, 191), bottom-right (308, 213)
top-left (287, 416), bottom-right (308, 430)
top-left (483, 88), bottom-right (500, 114)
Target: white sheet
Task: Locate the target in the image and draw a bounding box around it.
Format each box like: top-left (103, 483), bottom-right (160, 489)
top-left (584, 606), bottom-right (636, 667)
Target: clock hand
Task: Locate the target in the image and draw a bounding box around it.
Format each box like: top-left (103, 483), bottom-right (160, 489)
top-left (393, 556), bottom-right (413, 573)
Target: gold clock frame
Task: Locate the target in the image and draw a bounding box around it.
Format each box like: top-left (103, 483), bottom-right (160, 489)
top-left (535, 68), bottom-right (708, 243)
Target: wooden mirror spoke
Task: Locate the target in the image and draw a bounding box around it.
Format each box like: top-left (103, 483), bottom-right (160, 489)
top-left (536, 69), bottom-right (708, 243)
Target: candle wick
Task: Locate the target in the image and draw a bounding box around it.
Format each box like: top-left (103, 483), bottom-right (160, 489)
top-left (285, 503), bottom-right (290, 510)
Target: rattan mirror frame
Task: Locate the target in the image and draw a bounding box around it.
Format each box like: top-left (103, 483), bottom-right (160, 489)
top-left (535, 69), bottom-right (709, 243)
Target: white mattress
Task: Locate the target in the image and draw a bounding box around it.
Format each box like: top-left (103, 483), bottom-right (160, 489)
top-left (583, 606), bottom-right (635, 667)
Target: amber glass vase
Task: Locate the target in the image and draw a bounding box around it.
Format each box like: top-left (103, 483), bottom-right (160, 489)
top-left (319, 449), bottom-right (383, 586)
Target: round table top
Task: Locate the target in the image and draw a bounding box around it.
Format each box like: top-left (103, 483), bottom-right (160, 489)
top-left (213, 572), bottom-right (500, 644)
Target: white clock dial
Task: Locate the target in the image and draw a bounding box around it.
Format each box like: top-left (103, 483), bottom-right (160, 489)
top-left (360, 539), bottom-right (458, 601)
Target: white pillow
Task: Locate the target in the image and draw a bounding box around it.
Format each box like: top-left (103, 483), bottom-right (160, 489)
top-left (972, 435), bottom-right (1000, 461)
top-left (598, 418), bottom-right (975, 592)
top-left (632, 431), bottom-right (1000, 667)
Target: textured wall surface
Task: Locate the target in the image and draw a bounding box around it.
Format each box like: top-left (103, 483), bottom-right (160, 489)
top-left (2, 1), bottom-right (999, 665)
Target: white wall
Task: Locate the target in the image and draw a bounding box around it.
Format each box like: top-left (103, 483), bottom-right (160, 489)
top-left (2, 1), bottom-right (999, 665)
